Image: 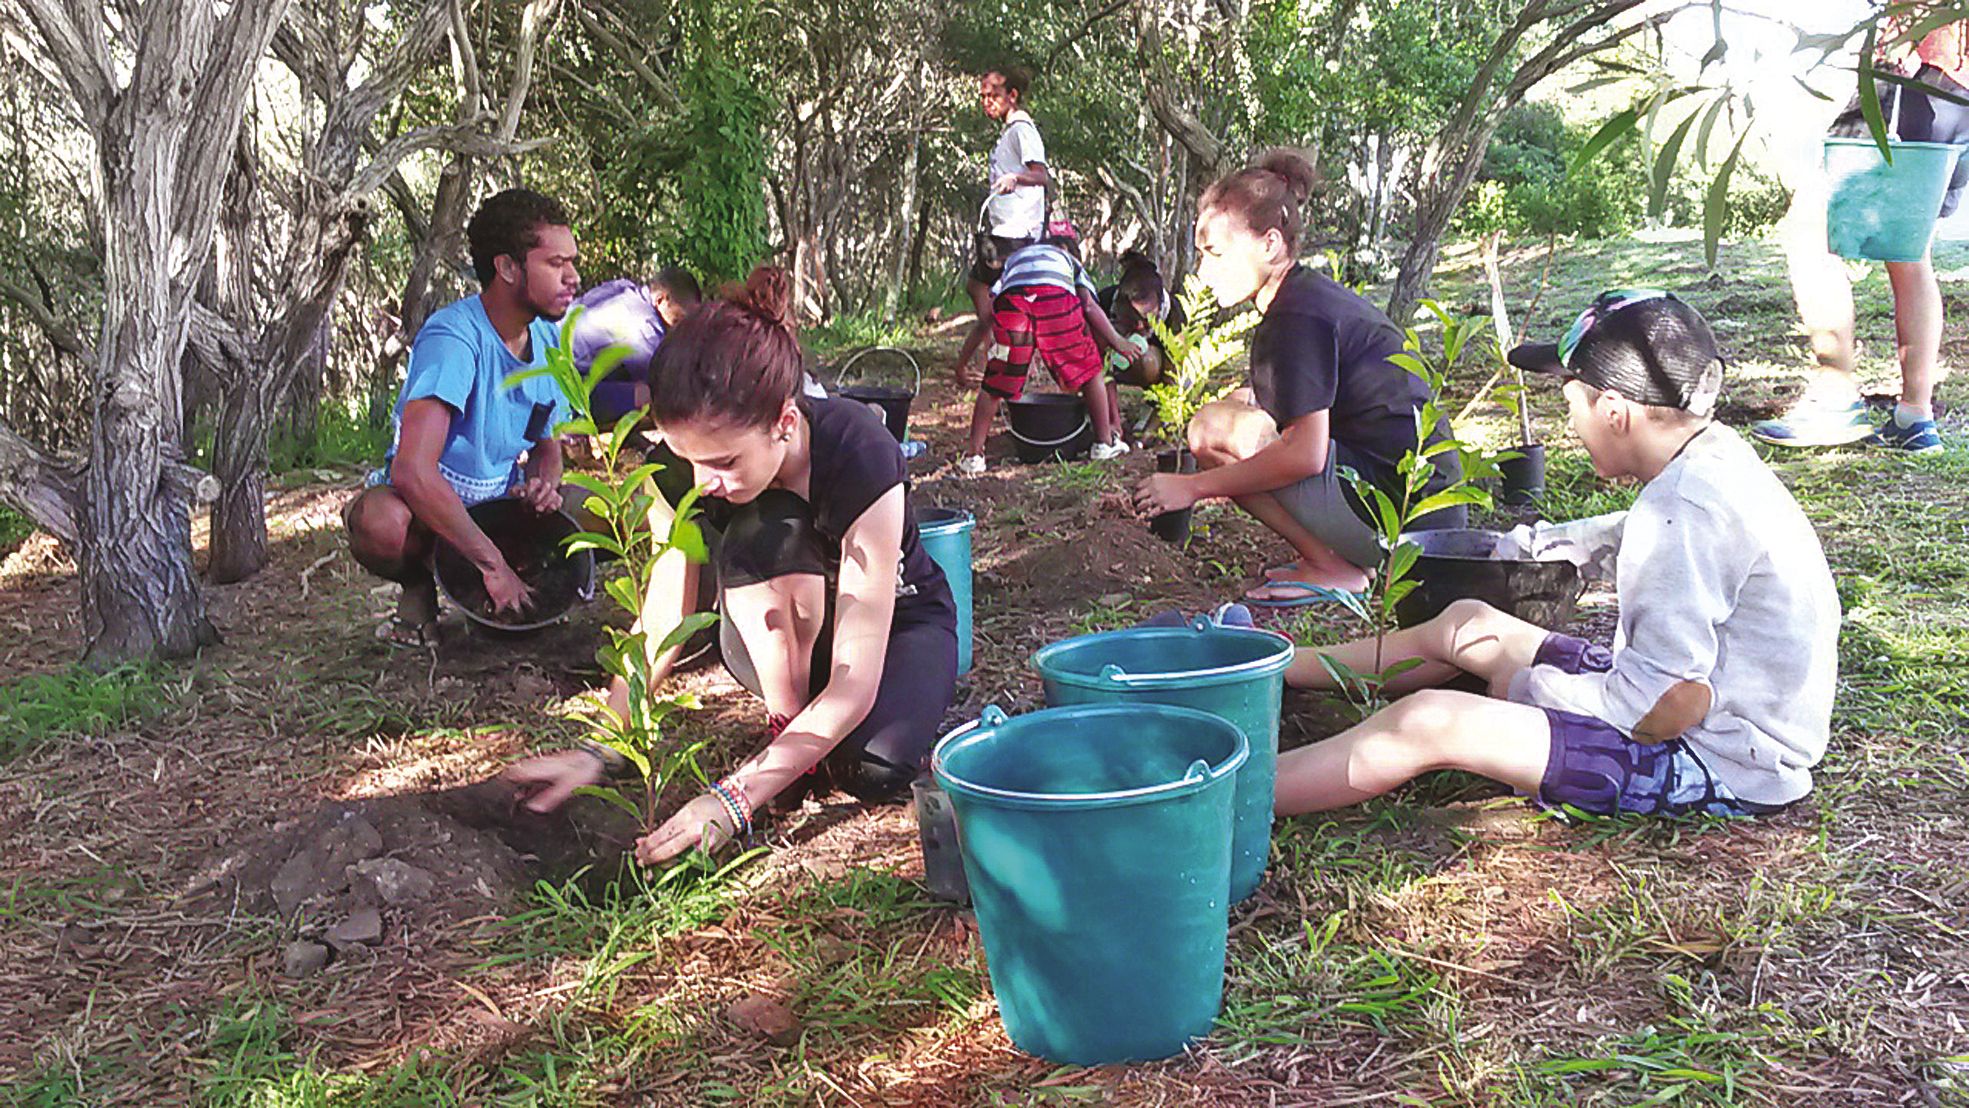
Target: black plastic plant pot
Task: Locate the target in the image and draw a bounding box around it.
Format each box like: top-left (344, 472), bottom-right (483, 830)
top-left (1499, 443), bottom-right (1546, 506)
top-left (837, 384), bottom-right (912, 442)
top-left (1391, 527), bottom-right (1583, 630)
top-left (1150, 447), bottom-right (1197, 543)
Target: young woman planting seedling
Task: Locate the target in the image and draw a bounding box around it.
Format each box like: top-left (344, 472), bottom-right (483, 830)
top-left (1129, 151), bottom-right (1465, 606)
top-left (1270, 290), bottom-right (1840, 820)
top-left (506, 268), bottom-right (959, 864)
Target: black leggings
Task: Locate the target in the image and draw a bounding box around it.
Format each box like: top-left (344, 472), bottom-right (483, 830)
top-left (714, 490), bottom-right (959, 802)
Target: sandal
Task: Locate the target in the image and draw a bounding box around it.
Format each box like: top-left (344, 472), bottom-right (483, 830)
top-left (375, 615), bottom-right (438, 648)
top-left (1242, 580), bottom-right (1364, 609)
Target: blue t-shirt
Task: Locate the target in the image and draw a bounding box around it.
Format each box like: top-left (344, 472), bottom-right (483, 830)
top-left (384, 295), bottom-right (569, 505)
top-left (568, 278), bottom-right (664, 380)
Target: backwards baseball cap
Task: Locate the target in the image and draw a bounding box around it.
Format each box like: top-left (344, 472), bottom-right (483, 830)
top-left (1508, 289), bottom-right (1724, 417)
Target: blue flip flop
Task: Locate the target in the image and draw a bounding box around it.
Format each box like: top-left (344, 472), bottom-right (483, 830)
top-left (1243, 581), bottom-right (1364, 609)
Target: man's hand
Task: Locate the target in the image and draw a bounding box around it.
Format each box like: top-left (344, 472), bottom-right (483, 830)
top-left (634, 791), bottom-right (737, 865)
top-left (503, 749), bottom-right (607, 813)
top-left (480, 558), bottom-right (535, 615)
top-left (991, 172), bottom-right (1022, 195)
top-left (1132, 472), bottom-right (1197, 516)
top-left (511, 475), bottom-right (563, 514)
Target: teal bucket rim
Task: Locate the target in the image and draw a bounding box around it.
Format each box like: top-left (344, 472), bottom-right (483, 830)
top-left (1823, 137), bottom-right (1962, 154)
top-left (918, 506), bottom-right (976, 536)
top-left (1031, 617), bottom-right (1294, 690)
top-left (931, 703), bottom-right (1249, 811)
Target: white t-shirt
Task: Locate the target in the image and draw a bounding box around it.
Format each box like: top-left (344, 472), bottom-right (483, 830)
top-left (1507, 424), bottom-right (1842, 806)
top-left (986, 109), bottom-right (1047, 238)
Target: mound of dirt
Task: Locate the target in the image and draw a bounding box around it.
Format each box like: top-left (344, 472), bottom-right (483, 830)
top-left (208, 778), bottom-right (644, 976)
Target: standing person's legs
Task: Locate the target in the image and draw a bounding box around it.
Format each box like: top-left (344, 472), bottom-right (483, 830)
top-left (967, 291), bottom-right (1036, 464)
top-left (1886, 257), bottom-right (1943, 417)
top-left (1186, 399), bottom-right (1375, 594)
top-left (344, 484), bottom-right (439, 635)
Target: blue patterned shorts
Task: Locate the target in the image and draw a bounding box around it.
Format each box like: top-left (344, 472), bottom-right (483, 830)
top-left (1532, 634), bottom-right (1780, 818)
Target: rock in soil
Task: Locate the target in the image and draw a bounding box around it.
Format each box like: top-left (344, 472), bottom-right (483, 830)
top-left (326, 907), bottom-right (383, 948)
top-left (283, 940), bottom-right (332, 978)
top-left (270, 810), bottom-right (384, 916)
top-left (727, 995), bottom-right (801, 1046)
top-left (348, 857), bottom-right (436, 905)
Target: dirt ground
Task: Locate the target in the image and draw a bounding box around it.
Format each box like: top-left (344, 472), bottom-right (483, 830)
top-left (3, 235), bottom-right (1967, 1105)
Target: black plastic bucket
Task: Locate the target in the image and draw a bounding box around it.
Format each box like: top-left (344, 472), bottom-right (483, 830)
top-left (1007, 393), bottom-right (1094, 463)
top-left (1391, 528), bottom-right (1583, 630)
top-left (434, 498), bottom-right (596, 632)
top-left (839, 384), bottom-right (913, 442)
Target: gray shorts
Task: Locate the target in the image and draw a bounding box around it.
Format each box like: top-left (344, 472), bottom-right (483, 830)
top-left (1271, 442), bottom-right (1468, 568)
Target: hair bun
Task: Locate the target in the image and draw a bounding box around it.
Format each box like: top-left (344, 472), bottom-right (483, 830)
top-left (732, 266), bottom-right (795, 332)
top-left (1254, 149), bottom-right (1317, 207)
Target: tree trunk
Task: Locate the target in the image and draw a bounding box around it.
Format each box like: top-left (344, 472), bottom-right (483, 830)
top-left (1386, 119), bottom-right (1505, 326)
top-left (86, 119), bottom-right (219, 663)
top-left (206, 380), bottom-right (269, 585)
top-left (884, 124), bottom-right (921, 320)
top-left (400, 155), bottom-right (473, 345)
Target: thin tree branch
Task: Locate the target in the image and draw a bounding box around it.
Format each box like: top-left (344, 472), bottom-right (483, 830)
top-left (572, 0), bottom-right (682, 111)
top-left (16, 0), bottom-right (111, 128)
top-left (347, 121), bottom-right (552, 199)
top-left (0, 274), bottom-right (94, 361)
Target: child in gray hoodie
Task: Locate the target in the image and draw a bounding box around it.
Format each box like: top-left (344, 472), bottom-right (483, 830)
top-left (1273, 290), bottom-right (1839, 818)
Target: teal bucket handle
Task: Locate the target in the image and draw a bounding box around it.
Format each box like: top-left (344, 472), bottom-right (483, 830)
top-left (1189, 614), bottom-right (1214, 633)
top-left (1097, 657), bottom-right (1274, 685)
top-left (1183, 758), bottom-right (1211, 785)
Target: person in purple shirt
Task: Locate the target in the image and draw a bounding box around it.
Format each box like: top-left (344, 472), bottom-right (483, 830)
top-left (569, 266), bottom-right (703, 427)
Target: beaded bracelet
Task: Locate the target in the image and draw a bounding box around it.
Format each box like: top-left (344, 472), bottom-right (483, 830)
top-left (709, 777), bottom-right (752, 840)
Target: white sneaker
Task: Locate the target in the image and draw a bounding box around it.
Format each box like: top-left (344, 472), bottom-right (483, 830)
top-left (957, 454), bottom-right (987, 476)
top-left (1089, 438), bottom-right (1130, 461)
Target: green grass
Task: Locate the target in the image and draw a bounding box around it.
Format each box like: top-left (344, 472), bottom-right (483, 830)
top-left (804, 309), bottom-right (923, 362)
top-left (0, 665), bottom-right (168, 760)
top-left (0, 504), bottom-right (31, 556)
top-left (267, 399), bottom-right (391, 475)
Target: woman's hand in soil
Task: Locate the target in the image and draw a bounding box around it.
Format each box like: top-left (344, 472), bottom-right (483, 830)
top-left (480, 559), bottom-right (535, 615)
top-left (503, 749), bottom-right (606, 814)
top-left (635, 792), bottom-right (737, 865)
top-left (1133, 472), bottom-right (1197, 516)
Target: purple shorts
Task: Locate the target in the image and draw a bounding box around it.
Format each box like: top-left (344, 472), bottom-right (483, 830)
top-left (1530, 634), bottom-right (1778, 818)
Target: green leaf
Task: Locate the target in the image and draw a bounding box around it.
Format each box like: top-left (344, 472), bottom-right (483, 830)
top-left (1363, 483), bottom-right (1402, 541)
top-left (572, 785), bottom-right (643, 822)
top-left (1410, 486), bottom-right (1490, 520)
top-left (566, 534), bottom-right (629, 559)
top-left (1382, 657), bottom-right (1426, 680)
top-left (1649, 106), bottom-right (1701, 218)
top-left (1858, 24), bottom-right (1891, 162)
top-left (502, 367), bottom-right (552, 390)
top-left (655, 610), bottom-right (721, 656)
top-left (1702, 129), bottom-right (1750, 268)
top-left (1386, 539), bottom-right (1420, 585)
top-left (1570, 105), bottom-right (1642, 175)
top-left (668, 517), bottom-right (709, 564)
top-left (582, 343), bottom-right (633, 398)
top-left (1382, 578), bottom-right (1420, 612)
top-left (605, 574), bottom-right (643, 617)
top-left (1693, 94), bottom-right (1729, 171)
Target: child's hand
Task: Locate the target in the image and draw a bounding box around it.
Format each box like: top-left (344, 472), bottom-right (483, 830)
top-left (953, 361), bottom-right (980, 389)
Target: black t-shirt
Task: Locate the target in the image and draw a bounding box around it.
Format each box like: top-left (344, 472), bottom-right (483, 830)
top-left (802, 397), bottom-right (954, 628)
top-left (1247, 264), bottom-right (1456, 494)
top-left (1095, 284), bottom-right (1187, 351)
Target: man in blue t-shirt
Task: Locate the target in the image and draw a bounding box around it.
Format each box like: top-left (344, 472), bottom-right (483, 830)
top-left (343, 188), bottom-right (581, 645)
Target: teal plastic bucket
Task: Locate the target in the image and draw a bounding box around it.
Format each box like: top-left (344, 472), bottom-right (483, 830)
top-left (916, 507), bottom-right (974, 676)
top-left (1032, 617), bottom-right (1293, 903)
top-left (932, 703), bottom-right (1247, 1064)
top-left (1825, 138), bottom-right (1963, 262)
